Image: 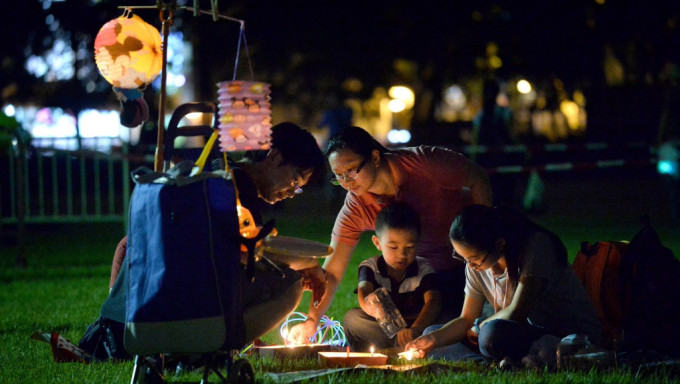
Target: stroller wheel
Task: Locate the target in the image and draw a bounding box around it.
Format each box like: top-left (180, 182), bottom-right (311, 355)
top-left (227, 359), bottom-right (254, 384)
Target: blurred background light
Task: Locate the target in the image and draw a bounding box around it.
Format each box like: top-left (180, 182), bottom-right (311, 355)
top-left (517, 79), bottom-right (532, 94)
top-left (387, 129), bottom-right (411, 144)
top-left (388, 99), bottom-right (406, 113)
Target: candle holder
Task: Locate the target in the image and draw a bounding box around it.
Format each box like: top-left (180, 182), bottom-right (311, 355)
top-left (253, 344), bottom-right (336, 359)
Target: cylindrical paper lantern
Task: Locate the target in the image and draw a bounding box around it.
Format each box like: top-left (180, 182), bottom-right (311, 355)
top-left (94, 13), bottom-right (162, 89)
top-left (216, 81), bottom-right (273, 152)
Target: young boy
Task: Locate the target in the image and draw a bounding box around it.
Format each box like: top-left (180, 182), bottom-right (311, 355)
top-left (342, 202), bottom-right (442, 351)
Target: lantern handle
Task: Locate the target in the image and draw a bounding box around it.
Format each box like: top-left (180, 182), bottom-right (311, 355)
top-left (232, 27), bottom-right (254, 81)
top-left (157, 0), bottom-right (176, 22)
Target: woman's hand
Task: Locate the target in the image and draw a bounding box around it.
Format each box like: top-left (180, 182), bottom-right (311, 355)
top-left (286, 318), bottom-right (318, 345)
top-left (298, 266), bottom-right (328, 308)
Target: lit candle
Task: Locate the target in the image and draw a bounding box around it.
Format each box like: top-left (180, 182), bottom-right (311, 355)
top-left (370, 346), bottom-right (375, 356)
top-left (346, 346), bottom-right (350, 358)
top-left (398, 349), bottom-right (416, 361)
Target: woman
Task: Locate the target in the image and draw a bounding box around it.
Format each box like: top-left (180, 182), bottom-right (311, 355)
top-left (405, 204), bottom-right (601, 365)
top-left (288, 126), bottom-right (492, 345)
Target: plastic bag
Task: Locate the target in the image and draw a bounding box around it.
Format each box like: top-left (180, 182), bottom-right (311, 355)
top-left (365, 287), bottom-right (407, 338)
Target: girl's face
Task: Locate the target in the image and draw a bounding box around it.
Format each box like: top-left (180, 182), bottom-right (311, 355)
top-left (451, 239), bottom-right (501, 271)
top-left (327, 148), bottom-right (375, 196)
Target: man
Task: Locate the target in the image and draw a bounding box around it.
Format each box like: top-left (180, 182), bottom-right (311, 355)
top-left (81, 122), bottom-right (327, 360)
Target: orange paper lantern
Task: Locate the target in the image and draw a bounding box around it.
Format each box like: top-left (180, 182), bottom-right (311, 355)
top-left (217, 80), bottom-right (273, 152)
top-left (94, 13), bottom-right (162, 89)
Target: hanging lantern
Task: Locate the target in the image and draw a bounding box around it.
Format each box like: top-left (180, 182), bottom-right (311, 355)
top-left (94, 13), bottom-right (163, 89)
top-left (216, 80), bottom-right (273, 152)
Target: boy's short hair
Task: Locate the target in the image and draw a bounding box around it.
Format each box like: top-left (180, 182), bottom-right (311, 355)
top-left (375, 202), bottom-right (421, 238)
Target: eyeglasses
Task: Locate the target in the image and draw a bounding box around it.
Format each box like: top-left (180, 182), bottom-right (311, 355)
top-left (452, 249), bottom-right (490, 268)
top-left (291, 180), bottom-right (303, 195)
top-left (284, 167), bottom-right (304, 196)
top-left (330, 159), bottom-right (367, 186)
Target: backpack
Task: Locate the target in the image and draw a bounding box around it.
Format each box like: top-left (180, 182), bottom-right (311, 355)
top-left (572, 240), bottom-right (630, 350)
top-left (573, 217), bottom-right (680, 356)
top-left (620, 217), bottom-right (680, 357)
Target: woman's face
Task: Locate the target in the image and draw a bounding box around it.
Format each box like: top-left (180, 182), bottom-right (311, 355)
top-left (327, 148), bottom-right (375, 196)
top-left (451, 239), bottom-right (500, 271)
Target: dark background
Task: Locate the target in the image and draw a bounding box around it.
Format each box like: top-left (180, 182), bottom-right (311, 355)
top-left (2, 0), bottom-right (680, 144)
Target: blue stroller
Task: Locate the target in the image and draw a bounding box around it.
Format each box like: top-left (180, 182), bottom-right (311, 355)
top-left (124, 102), bottom-right (260, 384)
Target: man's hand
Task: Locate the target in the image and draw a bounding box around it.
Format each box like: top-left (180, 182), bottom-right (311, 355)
top-left (287, 318), bottom-right (318, 345)
top-left (299, 266), bottom-right (328, 308)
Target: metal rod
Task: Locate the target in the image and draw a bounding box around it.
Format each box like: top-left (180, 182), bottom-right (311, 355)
top-left (51, 154), bottom-right (58, 217)
top-left (116, 5), bottom-right (245, 27)
top-left (154, 16), bottom-right (172, 172)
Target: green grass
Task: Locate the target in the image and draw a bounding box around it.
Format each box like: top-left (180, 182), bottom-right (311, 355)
top-left (2, 178), bottom-right (680, 383)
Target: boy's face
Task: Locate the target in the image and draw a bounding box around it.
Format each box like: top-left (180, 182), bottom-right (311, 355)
top-left (371, 227), bottom-right (419, 271)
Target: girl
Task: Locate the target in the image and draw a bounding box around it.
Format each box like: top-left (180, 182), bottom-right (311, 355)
top-left (405, 204), bottom-right (601, 365)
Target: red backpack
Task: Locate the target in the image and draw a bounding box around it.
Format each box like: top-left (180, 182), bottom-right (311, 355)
top-left (573, 218), bottom-right (680, 357)
top-left (572, 240), bottom-right (630, 350)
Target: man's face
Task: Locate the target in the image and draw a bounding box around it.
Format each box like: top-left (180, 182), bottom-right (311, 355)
top-left (259, 162), bottom-right (312, 204)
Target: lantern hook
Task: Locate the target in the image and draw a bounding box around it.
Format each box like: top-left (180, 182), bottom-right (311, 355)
top-left (156, 0), bottom-right (176, 23)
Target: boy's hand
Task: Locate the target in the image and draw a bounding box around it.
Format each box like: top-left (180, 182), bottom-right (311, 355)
top-left (363, 291), bottom-right (384, 318)
top-left (396, 327), bottom-right (420, 347)
top-left (299, 267), bottom-right (327, 308)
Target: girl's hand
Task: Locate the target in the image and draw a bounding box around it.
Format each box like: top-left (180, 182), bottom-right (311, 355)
top-left (404, 333), bottom-right (436, 358)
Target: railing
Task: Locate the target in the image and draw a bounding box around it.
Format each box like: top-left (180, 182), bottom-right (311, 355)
top-left (1, 135), bottom-right (658, 267)
top-left (1, 137), bottom-right (134, 266)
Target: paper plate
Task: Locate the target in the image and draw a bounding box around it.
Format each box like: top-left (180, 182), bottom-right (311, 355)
top-left (262, 236), bottom-right (333, 270)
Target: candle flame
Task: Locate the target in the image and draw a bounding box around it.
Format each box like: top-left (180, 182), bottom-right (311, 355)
top-left (398, 349), bottom-right (417, 361)
top-left (370, 346), bottom-right (375, 356)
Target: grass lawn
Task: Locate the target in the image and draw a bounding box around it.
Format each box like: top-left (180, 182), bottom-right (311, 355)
top-left (1, 169), bottom-right (679, 383)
